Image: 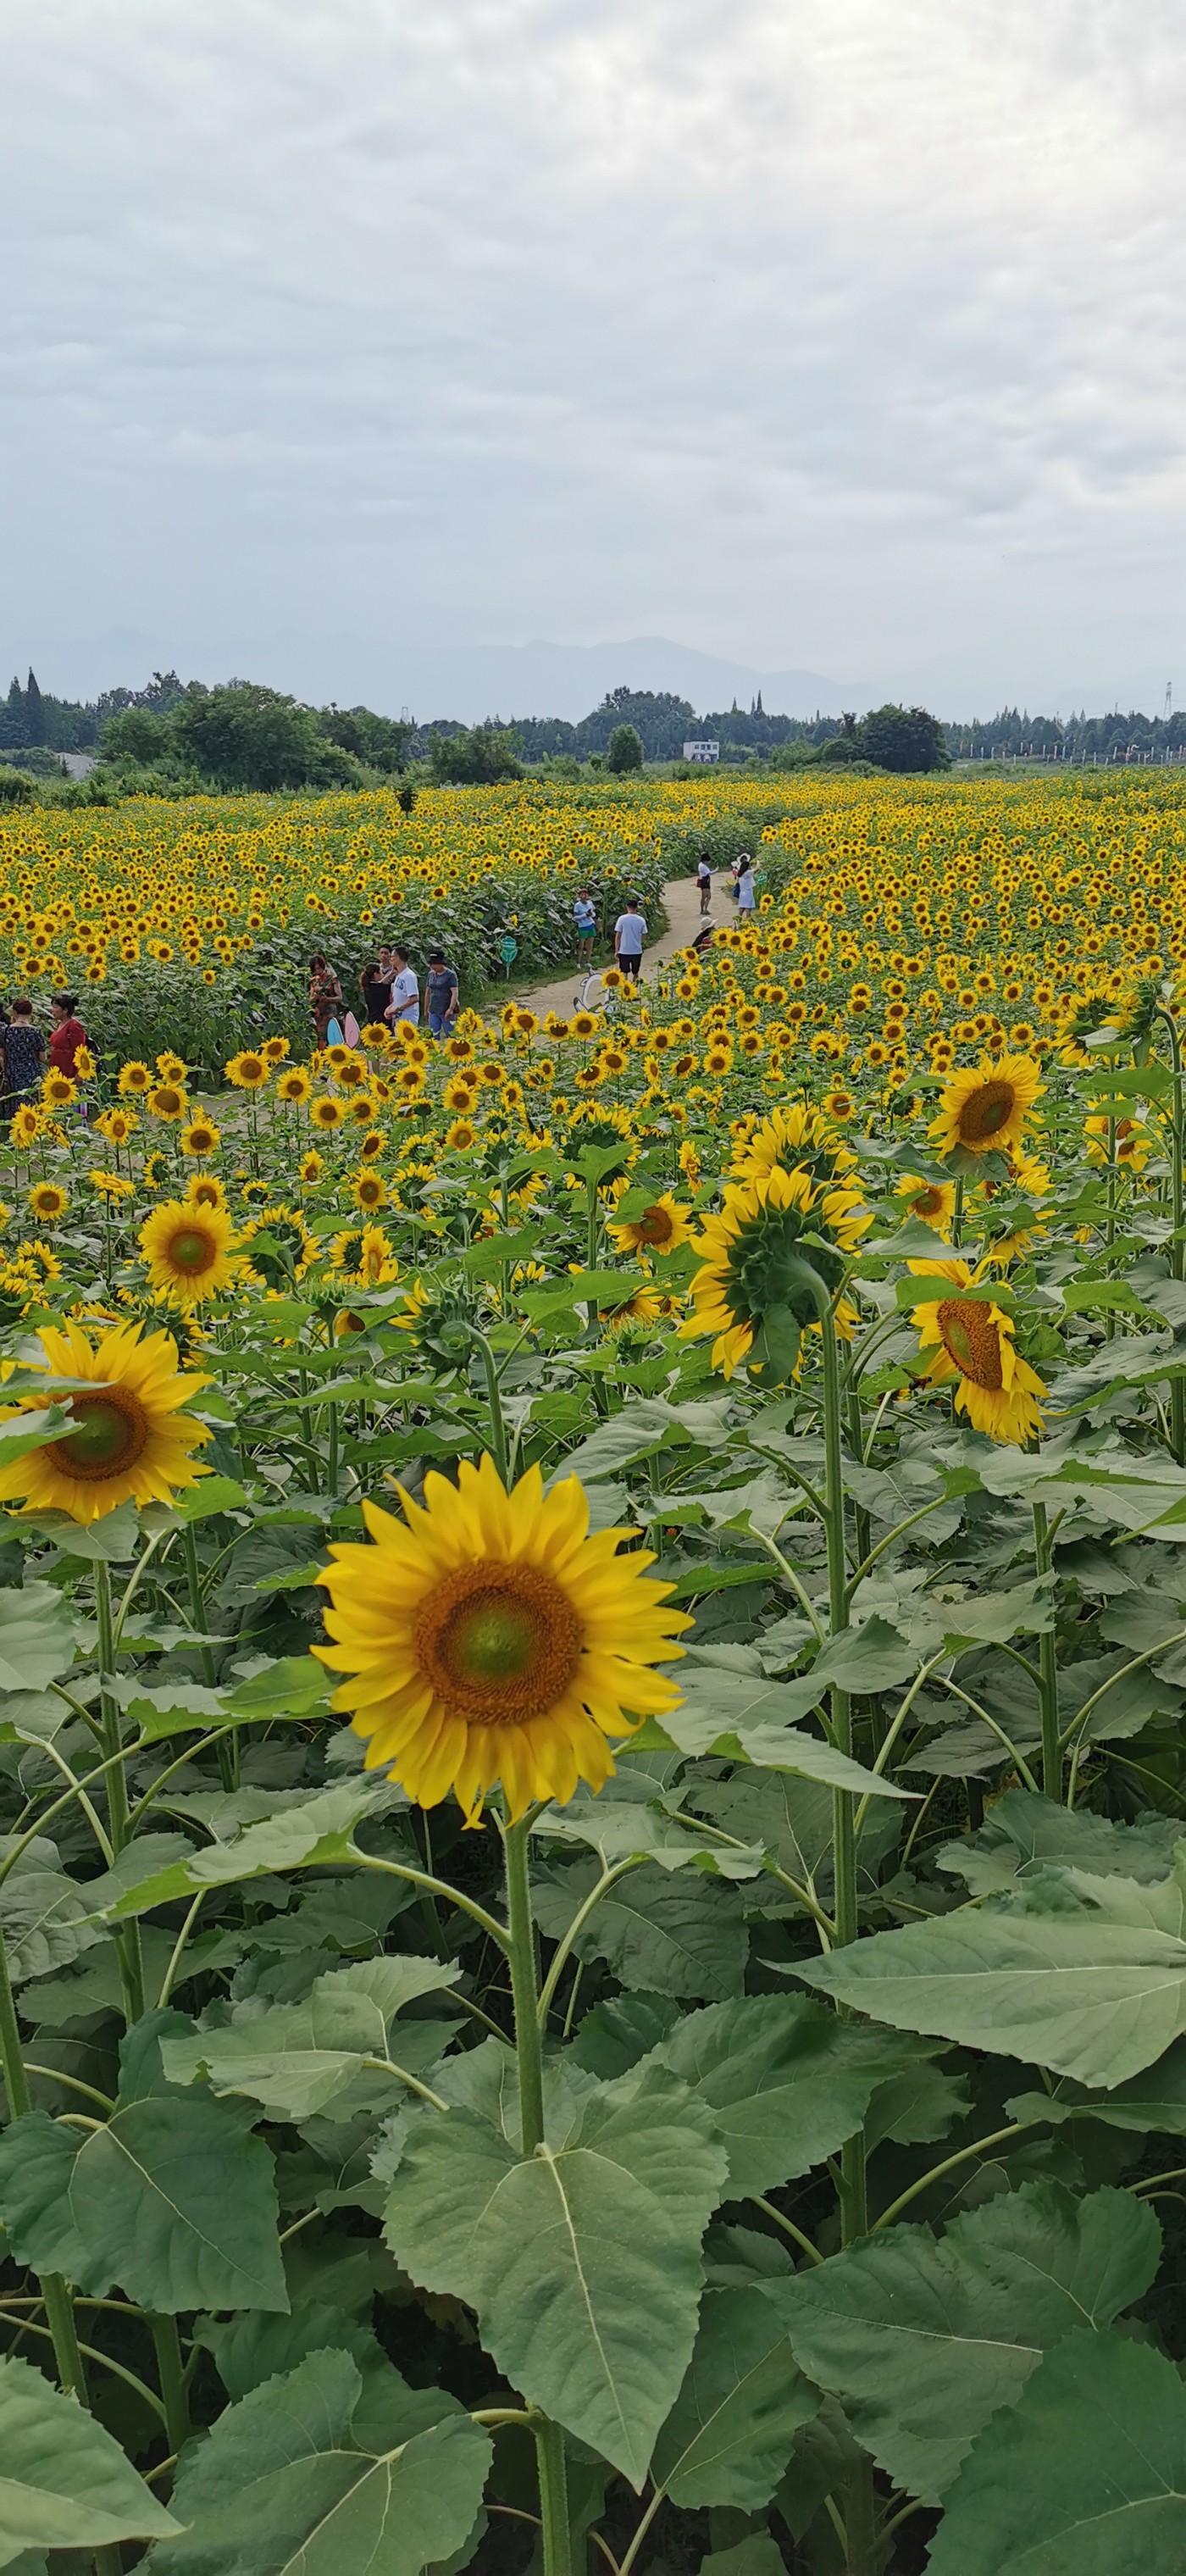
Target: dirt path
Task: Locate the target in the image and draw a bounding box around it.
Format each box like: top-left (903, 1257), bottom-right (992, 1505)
top-left (509, 869), bottom-right (720, 1020)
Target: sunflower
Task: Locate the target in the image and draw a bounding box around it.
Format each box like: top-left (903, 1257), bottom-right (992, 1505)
top-left (350, 1169), bottom-right (387, 1213)
top-left (276, 1069), bottom-right (313, 1105)
top-left (262, 1035), bottom-right (290, 1064)
top-left (225, 1051), bottom-right (270, 1091)
top-left (309, 1095), bottom-right (346, 1131)
top-left (299, 1150), bottom-right (326, 1185)
top-left (28, 1181), bottom-right (68, 1224)
top-left (9, 1106), bottom-right (41, 1147)
top-left (730, 1103), bottom-right (857, 1190)
top-left (117, 1061), bottom-right (152, 1097)
top-left (147, 1082), bottom-right (188, 1122)
top-left (89, 1170), bottom-right (136, 1202)
top-left (186, 1173), bottom-right (228, 1212)
top-left (95, 1107), bottom-right (136, 1146)
top-left (929, 1054), bottom-right (1043, 1158)
top-left (313, 1456), bottom-right (690, 1822)
top-left (42, 1071), bottom-right (77, 1109)
top-left (681, 1164), bottom-right (870, 1379)
top-left (909, 1257), bottom-right (1046, 1445)
top-left (895, 1174), bottom-right (957, 1234)
top-left (608, 1193), bottom-right (695, 1256)
top-left (180, 1117), bottom-right (220, 1157)
top-left (138, 1197), bottom-right (238, 1307)
top-left (0, 1319), bottom-right (211, 1524)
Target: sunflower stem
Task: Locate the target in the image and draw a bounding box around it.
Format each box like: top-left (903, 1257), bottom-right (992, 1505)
top-left (182, 1521), bottom-right (236, 1792)
top-left (0, 1917), bottom-right (88, 2403)
top-left (503, 1816), bottom-right (571, 2576)
top-left (473, 1332), bottom-right (509, 1486)
top-left (94, 1557), bottom-right (145, 2023)
top-left (1032, 1500), bottom-right (1062, 1799)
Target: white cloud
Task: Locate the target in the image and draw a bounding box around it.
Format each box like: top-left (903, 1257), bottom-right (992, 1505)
top-left (1, 0), bottom-right (1183, 710)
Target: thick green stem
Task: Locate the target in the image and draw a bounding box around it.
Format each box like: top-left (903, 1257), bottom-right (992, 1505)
top-left (183, 1521), bottom-right (236, 1792)
top-left (1032, 1502), bottom-right (1062, 1799)
top-left (0, 1921), bottom-right (87, 2401)
top-left (503, 1819), bottom-right (571, 2576)
top-left (150, 2313), bottom-right (191, 2454)
top-left (94, 1558), bottom-right (145, 2020)
top-left (474, 1335), bottom-right (509, 1487)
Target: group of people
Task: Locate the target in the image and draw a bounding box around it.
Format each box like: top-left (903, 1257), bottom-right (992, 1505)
top-left (573, 889), bottom-right (651, 980)
top-left (309, 946), bottom-right (461, 1046)
top-left (1, 991), bottom-right (88, 1108)
top-left (696, 849), bottom-right (756, 916)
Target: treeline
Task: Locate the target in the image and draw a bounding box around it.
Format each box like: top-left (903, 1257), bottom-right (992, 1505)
top-left (945, 706), bottom-right (1186, 762)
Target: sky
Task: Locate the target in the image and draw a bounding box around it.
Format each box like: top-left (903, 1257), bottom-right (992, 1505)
top-left (3, 0), bottom-right (1184, 719)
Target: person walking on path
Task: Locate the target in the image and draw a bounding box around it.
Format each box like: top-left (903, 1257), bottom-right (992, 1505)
top-left (49, 992), bottom-right (87, 1080)
top-left (309, 955), bottom-right (343, 1047)
top-left (360, 944), bottom-right (394, 1027)
top-left (425, 949), bottom-right (459, 1037)
top-left (3, 999), bottom-right (44, 1104)
top-left (613, 896), bottom-right (648, 982)
top-left (573, 886), bottom-right (597, 963)
top-left (735, 854), bottom-right (757, 914)
top-left (696, 852), bottom-right (713, 916)
top-left (385, 947), bottom-right (420, 1027)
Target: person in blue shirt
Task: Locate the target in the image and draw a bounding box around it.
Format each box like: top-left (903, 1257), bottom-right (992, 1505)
top-left (573, 888), bottom-right (597, 962)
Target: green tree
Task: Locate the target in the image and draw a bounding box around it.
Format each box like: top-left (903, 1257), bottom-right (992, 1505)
top-left (606, 723), bottom-right (644, 773)
top-left (428, 725), bottom-right (524, 785)
top-left (171, 683), bottom-right (358, 790)
top-left (319, 706), bottom-right (413, 773)
top-left (101, 708), bottom-right (176, 766)
top-left (24, 671), bottom-right (46, 747)
top-left (857, 703), bottom-right (950, 773)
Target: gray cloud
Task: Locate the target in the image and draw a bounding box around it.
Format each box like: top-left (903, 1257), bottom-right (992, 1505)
top-left (2, 0), bottom-right (1184, 713)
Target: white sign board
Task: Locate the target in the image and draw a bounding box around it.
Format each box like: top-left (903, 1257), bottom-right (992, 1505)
top-left (683, 740), bottom-right (719, 763)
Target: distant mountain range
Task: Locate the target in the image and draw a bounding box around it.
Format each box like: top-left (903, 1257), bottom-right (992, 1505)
top-left (0, 627), bottom-right (1175, 727)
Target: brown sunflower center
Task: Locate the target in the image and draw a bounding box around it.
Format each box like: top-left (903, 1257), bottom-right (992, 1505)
top-left (936, 1296), bottom-right (1005, 1391)
top-left (911, 1187), bottom-right (943, 1219)
top-left (635, 1205), bottom-right (674, 1246)
top-left (956, 1080), bottom-right (1015, 1145)
top-left (168, 1226), bottom-right (219, 1275)
top-left (58, 1385), bottom-right (150, 1479)
top-left (415, 1558), bottom-right (582, 1724)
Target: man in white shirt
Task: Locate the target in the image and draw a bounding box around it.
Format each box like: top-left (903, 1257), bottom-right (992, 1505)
top-left (385, 945), bottom-right (420, 1025)
top-left (613, 897), bottom-right (647, 981)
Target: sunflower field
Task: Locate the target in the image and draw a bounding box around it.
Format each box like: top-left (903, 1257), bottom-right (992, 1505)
top-left (6, 773), bottom-right (1186, 2575)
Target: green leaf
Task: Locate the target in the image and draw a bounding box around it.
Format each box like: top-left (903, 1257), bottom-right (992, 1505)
top-left (0, 2020), bottom-right (289, 2312)
top-left (0, 2355), bottom-right (180, 2567)
top-left (385, 2065), bottom-right (728, 2483)
top-left (764, 2183), bottom-right (1158, 2505)
top-left (175, 1474), bottom-right (250, 1519)
top-left (162, 1957), bottom-right (462, 2120)
top-left (651, 1996), bottom-right (922, 2193)
top-left (938, 1790), bottom-right (1182, 1897)
top-left (100, 1785), bottom-right (391, 1918)
top-left (796, 1907), bottom-right (1186, 2085)
top-left (151, 2349), bottom-right (490, 2576)
top-left (651, 2286), bottom-right (818, 2510)
top-left (0, 1845), bottom-right (105, 1986)
top-left (0, 1585), bottom-right (76, 1691)
top-left (1008, 2038), bottom-right (1186, 2136)
top-left (701, 2539), bottom-right (788, 2576)
top-left (533, 1857), bottom-right (748, 2000)
top-left (927, 2329), bottom-right (1186, 2574)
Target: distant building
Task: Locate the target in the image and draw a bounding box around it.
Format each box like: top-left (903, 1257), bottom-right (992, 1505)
top-left (683, 740), bottom-right (719, 763)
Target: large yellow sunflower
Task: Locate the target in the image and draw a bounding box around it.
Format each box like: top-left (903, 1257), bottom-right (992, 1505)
top-left (895, 1174), bottom-right (956, 1235)
top-left (138, 1197), bottom-right (238, 1308)
top-left (608, 1192), bottom-right (695, 1257)
top-left (681, 1163), bottom-right (870, 1379)
top-left (314, 1456), bottom-right (690, 1821)
top-left (928, 1054), bottom-right (1043, 1158)
top-left (909, 1257), bottom-right (1045, 1445)
top-left (730, 1102), bottom-right (857, 1189)
top-left (0, 1320), bottom-right (211, 1523)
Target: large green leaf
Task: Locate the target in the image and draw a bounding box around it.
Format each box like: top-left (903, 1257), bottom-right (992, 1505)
top-left (650, 2286), bottom-right (818, 2510)
top-left (150, 2348), bottom-right (490, 2576)
top-left (384, 2064), bottom-right (728, 2482)
top-left (937, 1790), bottom-right (1181, 1897)
top-left (0, 2018), bottom-right (287, 2312)
top-left (796, 1908), bottom-right (1186, 2085)
top-left (0, 1585), bottom-right (76, 1692)
top-left (0, 1845), bottom-right (105, 1986)
top-left (650, 1995), bottom-right (923, 2193)
top-left (161, 1957), bottom-right (463, 2121)
top-left (0, 2355), bottom-right (179, 2567)
top-left (99, 1784), bottom-right (392, 1918)
top-left (1008, 2039), bottom-right (1186, 2136)
top-left (927, 2329), bottom-right (1186, 2573)
top-left (764, 2182), bottom-right (1158, 2504)
top-left (534, 1857), bottom-right (748, 2000)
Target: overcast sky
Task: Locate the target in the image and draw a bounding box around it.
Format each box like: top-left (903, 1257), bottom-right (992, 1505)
top-left (3, 0), bottom-right (1184, 717)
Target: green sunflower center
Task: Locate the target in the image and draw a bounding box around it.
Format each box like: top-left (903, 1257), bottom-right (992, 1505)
top-left (418, 1558), bottom-right (583, 1724)
top-left (59, 1387), bottom-right (149, 1479)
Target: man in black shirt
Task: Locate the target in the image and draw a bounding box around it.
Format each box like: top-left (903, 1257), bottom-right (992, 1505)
top-left (361, 945), bottom-right (394, 1027)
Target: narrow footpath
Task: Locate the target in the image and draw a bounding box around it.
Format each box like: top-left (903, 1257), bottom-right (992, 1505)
top-left (507, 869), bottom-right (717, 1021)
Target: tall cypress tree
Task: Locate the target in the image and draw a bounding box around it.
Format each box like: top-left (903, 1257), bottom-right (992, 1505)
top-left (2, 677), bottom-right (25, 747)
top-left (24, 670), bottom-right (46, 746)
